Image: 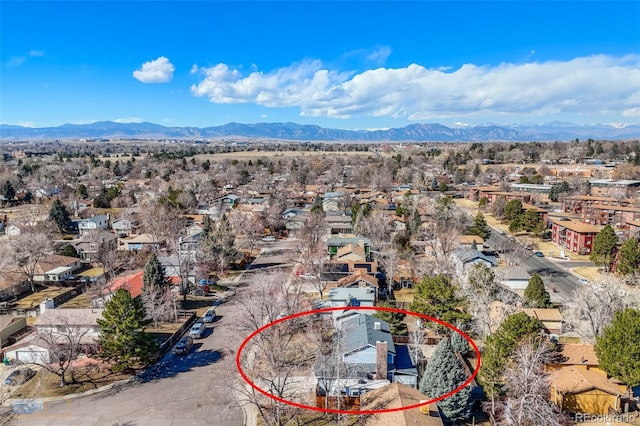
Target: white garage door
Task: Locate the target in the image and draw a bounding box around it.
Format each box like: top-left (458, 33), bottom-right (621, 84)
top-left (16, 350), bottom-right (46, 363)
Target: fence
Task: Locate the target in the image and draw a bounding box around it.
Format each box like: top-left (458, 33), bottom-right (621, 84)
top-left (156, 312), bottom-right (196, 358)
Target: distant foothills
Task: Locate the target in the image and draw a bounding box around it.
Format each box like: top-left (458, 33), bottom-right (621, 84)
top-left (1, 120), bottom-right (639, 142)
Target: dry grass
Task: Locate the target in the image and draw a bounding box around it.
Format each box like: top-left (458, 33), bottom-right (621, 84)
top-left (78, 267), bottom-right (104, 278)
top-left (572, 267), bottom-right (602, 281)
top-left (193, 150), bottom-right (389, 161)
top-left (9, 366), bottom-right (133, 399)
top-left (535, 240), bottom-right (592, 261)
top-left (58, 292), bottom-right (92, 309)
top-left (15, 287), bottom-right (69, 310)
top-left (393, 288), bottom-right (415, 304)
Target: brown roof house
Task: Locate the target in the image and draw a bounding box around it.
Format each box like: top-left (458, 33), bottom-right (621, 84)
top-left (33, 255), bottom-right (83, 283)
top-left (360, 382), bottom-right (443, 426)
top-left (548, 366), bottom-right (627, 415)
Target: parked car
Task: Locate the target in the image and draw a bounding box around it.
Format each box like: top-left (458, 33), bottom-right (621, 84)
top-left (203, 308), bottom-right (216, 323)
top-left (498, 229), bottom-right (506, 235)
top-left (173, 336), bottom-right (194, 355)
top-left (4, 368), bottom-right (36, 386)
top-left (189, 322), bottom-right (205, 339)
top-left (262, 235), bottom-right (276, 242)
top-left (300, 273), bottom-right (316, 280)
top-left (578, 278), bottom-right (590, 285)
top-left (534, 251), bottom-right (544, 257)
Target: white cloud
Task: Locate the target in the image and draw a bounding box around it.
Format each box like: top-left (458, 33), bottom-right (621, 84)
top-left (114, 117), bottom-right (144, 123)
top-left (133, 56), bottom-right (175, 83)
top-left (6, 49), bottom-right (45, 67)
top-left (191, 54), bottom-right (640, 122)
top-left (366, 46), bottom-right (392, 65)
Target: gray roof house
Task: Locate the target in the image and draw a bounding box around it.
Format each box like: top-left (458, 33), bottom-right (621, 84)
top-left (452, 247), bottom-right (497, 275)
top-left (341, 313), bottom-right (396, 377)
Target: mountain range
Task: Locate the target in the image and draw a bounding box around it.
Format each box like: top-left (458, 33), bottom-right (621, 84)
top-left (1, 121), bottom-right (639, 142)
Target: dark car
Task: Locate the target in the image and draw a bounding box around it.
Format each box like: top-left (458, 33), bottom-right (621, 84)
top-left (534, 251), bottom-right (544, 257)
top-left (174, 336), bottom-right (194, 355)
top-left (4, 368), bottom-right (36, 386)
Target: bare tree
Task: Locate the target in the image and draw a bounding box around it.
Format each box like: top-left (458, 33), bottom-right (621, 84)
top-left (141, 281), bottom-right (173, 329)
top-left (563, 274), bottom-right (640, 342)
top-left (497, 339), bottom-right (566, 426)
top-left (232, 272), bottom-right (311, 426)
top-left (29, 311), bottom-right (94, 387)
top-left (0, 230), bottom-right (53, 293)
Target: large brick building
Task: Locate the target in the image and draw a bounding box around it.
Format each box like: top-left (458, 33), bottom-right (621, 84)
top-left (551, 219), bottom-right (601, 255)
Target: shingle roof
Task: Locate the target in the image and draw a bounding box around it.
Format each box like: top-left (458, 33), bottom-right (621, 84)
top-left (341, 313), bottom-right (395, 357)
top-left (548, 366), bottom-right (624, 395)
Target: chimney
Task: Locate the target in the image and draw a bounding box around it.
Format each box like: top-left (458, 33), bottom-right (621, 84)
top-left (39, 298), bottom-right (55, 314)
top-left (374, 321), bottom-right (381, 330)
top-left (375, 341), bottom-right (388, 380)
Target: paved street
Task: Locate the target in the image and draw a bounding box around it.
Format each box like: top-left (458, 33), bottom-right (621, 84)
top-left (10, 238), bottom-right (300, 426)
top-left (485, 228), bottom-right (594, 302)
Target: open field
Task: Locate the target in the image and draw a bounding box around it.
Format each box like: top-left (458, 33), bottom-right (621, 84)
top-left (193, 150), bottom-right (389, 161)
top-left (572, 266), bottom-right (602, 281)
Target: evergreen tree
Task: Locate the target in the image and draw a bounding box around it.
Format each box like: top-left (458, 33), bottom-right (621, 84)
top-left (471, 239), bottom-right (478, 251)
top-left (451, 330), bottom-right (469, 354)
top-left (420, 338), bottom-right (472, 423)
top-left (595, 308), bottom-right (640, 394)
top-left (410, 274), bottom-right (471, 329)
top-left (97, 289), bottom-right (157, 371)
top-left (57, 244), bottom-right (80, 258)
top-left (75, 183), bottom-right (89, 199)
top-left (590, 225), bottom-right (618, 272)
top-left (524, 273), bottom-right (551, 308)
top-left (617, 237), bottom-right (640, 275)
top-left (468, 211), bottom-right (491, 240)
top-left (2, 180), bottom-right (16, 204)
top-left (373, 302), bottom-right (408, 336)
top-left (48, 199), bottom-right (72, 233)
top-left (503, 199), bottom-right (523, 222)
top-left (143, 253), bottom-right (171, 290)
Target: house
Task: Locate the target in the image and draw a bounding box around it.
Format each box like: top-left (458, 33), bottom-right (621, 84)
top-left (118, 234), bottom-right (160, 251)
top-left (3, 308), bottom-right (104, 363)
top-left (546, 344), bottom-right (601, 372)
top-left (499, 266), bottom-right (531, 291)
top-left (551, 219), bottom-right (601, 255)
top-left (336, 244), bottom-right (367, 262)
top-left (74, 231), bottom-right (118, 263)
top-left (520, 308), bottom-right (564, 334)
top-left (452, 247), bottom-right (497, 275)
top-left (0, 269), bottom-right (29, 301)
top-left (336, 269), bottom-right (380, 297)
top-left (328, 236), bottom-right (372, 260)
top-left (360, 383), bottom-right (443, 426)
top-left (340, 314), bottom-right (395, 379)
top-left (220, 194), bottom-right (240, 206)
top-left (4, 224), bottom-right (21, 236)
top-left (326, 215), bottom-right (354, 234)
top-left (458, 235), bottom-right (485, 249)
top-left (107, 271), bottom-right (144, 298)
top-left (548, 366), bottom-right (627, 415)
top-left (282, 208), bottom-right (302, 220)
top-left (178, 232), bottom-right (203, 255)
top-left (35, 187), bottom-right (61, 199)
top-left (78, 215), bottom-right (110, 235)
top-left (111, 218), bottom-right (136, 236)
top-left (323, 191), bottom-right (346, 212)
top-left (33, 255), bottom-right (83, 283)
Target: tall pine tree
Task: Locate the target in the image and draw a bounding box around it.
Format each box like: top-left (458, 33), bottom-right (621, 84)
top-left (469, 211), bottom-right (491, 240)
top-left (97, 289), bottom-right (157, 371)
top-left (524, 273), bottom-right (551, 308)
top-left (590, 225), bottom-right (618, 271)
top-left (143, 253), bottom-right (171, 290)
top-left (420, 338), bottom-right (472, 423)
top-left (2, 180), bottom-right (16, 205)
top-left (595, 308), bottom-right (640, 396)
top-left (49, 199), bottom-right (72, 233)
top-left (616, 237), bottom-right (640, 275)
top-left (410, 274), bottom-right (471, 329)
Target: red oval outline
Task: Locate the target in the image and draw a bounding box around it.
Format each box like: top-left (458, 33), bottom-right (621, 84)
top-left (236, 305), bottom-right (481, 415)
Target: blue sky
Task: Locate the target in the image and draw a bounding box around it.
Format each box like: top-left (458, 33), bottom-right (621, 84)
top-left (1, 1), bottom-right (639, 129)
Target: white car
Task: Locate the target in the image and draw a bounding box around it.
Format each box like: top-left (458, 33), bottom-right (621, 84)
top-left (189, 322), bottom-right (205, 339)
top-left (578, 278), bottom-right (590, 285)
top-left (262, 235), bottom-right (276, 242)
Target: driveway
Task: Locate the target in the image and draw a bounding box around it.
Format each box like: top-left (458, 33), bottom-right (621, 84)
top-left (12, 297), bottom-right (246, 426)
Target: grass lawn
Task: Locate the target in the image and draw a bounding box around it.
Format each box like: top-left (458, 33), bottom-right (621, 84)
top-left (145, 321), bottom-right (186, 342)
top-left (572, 266), bottom-right (602, 281)
top-left (58, 292), bottom-right (92, 309)
top-left (10, 367), bottom-right (133, 399)
top-left (79, 267), bottom-right (104, 278)
top-left (16, 288), bottom-right (69, 310)
top-left (393, 288), bottom-right (415, 304)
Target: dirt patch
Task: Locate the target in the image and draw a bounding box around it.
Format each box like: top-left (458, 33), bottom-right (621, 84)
top-left (16, 287), bottom-right (69, 310)
top-left (393, 288), bottom-right (415, 304)
top-left (9, 364), bottom-right (133, 399)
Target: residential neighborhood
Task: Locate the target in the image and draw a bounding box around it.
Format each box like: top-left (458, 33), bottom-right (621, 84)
top-left (0, 137), bottom-right (638, 426)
